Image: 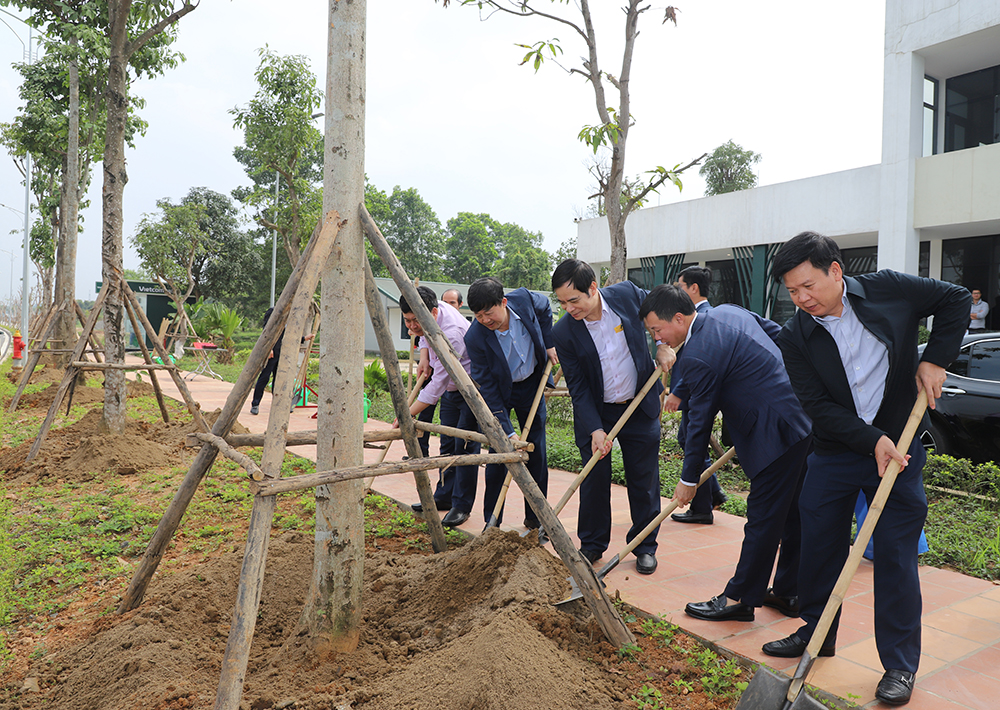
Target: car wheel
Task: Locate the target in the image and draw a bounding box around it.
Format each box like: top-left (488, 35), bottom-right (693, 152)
top-left (920, 420), bottom-right (952, 457)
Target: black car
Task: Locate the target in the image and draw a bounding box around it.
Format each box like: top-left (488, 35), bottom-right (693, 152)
top-left (919, 332), bottom-right (1000, 462)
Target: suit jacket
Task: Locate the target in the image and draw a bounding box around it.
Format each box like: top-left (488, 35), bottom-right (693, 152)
top-left (675, 305), bottom-right (811, 483)
top-left (671, 299), bottom-right (712, 405)
top-left (778, 271), bottom-right (970, 456)
top-left (465, 288), bottom-right (555, 436)
top-left (552, 280), bottom-right (664, 447)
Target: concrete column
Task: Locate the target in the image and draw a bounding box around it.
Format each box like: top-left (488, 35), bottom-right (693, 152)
top-left (877, 46), bottom-right (925, 275)
top-left (929, 238), bottom-right (943, 281)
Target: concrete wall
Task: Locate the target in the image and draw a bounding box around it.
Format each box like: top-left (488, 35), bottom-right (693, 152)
top-left (915, 142), bottom-right (1000, 236)
top-left (578, 166), bottom-right (881, 267)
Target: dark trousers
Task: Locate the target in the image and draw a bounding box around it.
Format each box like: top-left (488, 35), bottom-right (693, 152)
top-left (796, 439), bottom-right (927, 673)
top-left (251, 343), bottom-right (282, 407)
top-left (724, 435), bottom-right (810, 606)
top-left (576, 404), bottom-right (661, 557)
top-left (677, 410), bottom-right (724, 513)
top-left (483, 377), bottom-right (549, 526)
top-left (434, 390), bottom-right (481, 513)
top-left (416, 402), bottom-right (437, 458)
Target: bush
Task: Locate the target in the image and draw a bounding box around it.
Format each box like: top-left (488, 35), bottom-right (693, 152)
top-left (924, 454), bottom-right (1000, 499)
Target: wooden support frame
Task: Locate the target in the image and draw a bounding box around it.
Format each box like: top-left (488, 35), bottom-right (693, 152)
top-left (362, 256), bottom-right (449, 552)
top-left (360, 204), bottom-right (635, 648)
top-left (7, 299), bottom-right (69, 412)
top-left (123, 295), bottom-right (170, 423)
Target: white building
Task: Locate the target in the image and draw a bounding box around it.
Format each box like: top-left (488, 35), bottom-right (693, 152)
top-left (363, 278), bottom-right (473, 355)
top-left (577, 0), bottom-right (1000, 325)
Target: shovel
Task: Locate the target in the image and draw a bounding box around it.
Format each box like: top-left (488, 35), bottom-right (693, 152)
top-left (735, 391), bottom-right (929, 710)
top-left (484, 360), bottom-right (554, 529)
top-left (556, 445), bottom-right (736, 605)
top-left (549, 366), bottom-right (665, 518)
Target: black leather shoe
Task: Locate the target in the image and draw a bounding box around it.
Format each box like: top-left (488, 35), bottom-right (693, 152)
top-left (685, 594), bottom-right (754, 621)
top-left (671, 509), bottom-right (714, 524)
top-left (762, 587), bottom-right (800, 617)
top-left (713, 492), bottom-right (728, 509)
top-left (761, 632), bottom-right (835, 658)
top-left (412, 500), bottom-right (450, 513)
top-left (875, 669), bottom-right (915, 706)
top-left (579, 548), bottom-right (602, 563)
top-left (523, 517), bottom-right (540, 530)
top-left (441, 509), bottom-right (470, 527)
top-left (635, 553), bottom-right (657, 575)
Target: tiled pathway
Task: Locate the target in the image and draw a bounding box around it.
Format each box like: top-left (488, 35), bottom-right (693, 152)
top-left (148, 362), bottom-right (1000, 709)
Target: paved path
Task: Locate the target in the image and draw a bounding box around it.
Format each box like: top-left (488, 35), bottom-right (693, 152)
top-left (146, 360), bottom-right (1000, 710)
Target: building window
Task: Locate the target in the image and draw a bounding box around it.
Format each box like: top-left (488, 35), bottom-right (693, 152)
top-left (919, 241), bottom-right (930, 278)
top-left (705, 260), bottom-right (742, 308)
top-left (945, 64), bottom-right (1000, 152)
top-left (923, 76), bottom-right (938, 156)
top-left (841, 246), bottom-right (878, 276)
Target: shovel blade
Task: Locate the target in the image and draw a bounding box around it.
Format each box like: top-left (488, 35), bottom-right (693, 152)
top-left (734, 666), bottom-right (791, 710)
top-left (789, 691), bottom-right (828, 710)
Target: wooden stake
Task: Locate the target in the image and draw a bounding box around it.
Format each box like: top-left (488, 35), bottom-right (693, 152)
top-left (190, 432), bottom-right (263, 479)
top-left (119, 212), bottom-right (340, 615)
top-left (123, 296), bottom-right (170, 422)
top-left (25, 286), bottom-right (110, 463)
top-left (362, 258), bottom-right (448, 552)
top-left (362, 203), bottom-right (634, 648)
top-left (75, 300), bottom-right (105, 363)
top-left (257, 451), bottom-right (527, 496)
top-left (214, 212), bottom-right (342, 710)
top-left (8, 300), bottom-right (68, 412)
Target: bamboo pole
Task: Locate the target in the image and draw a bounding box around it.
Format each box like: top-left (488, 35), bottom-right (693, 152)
top-left (119, 281), bottom-right (210, 433)
top-left (362, 257), bottom-right (448, 551)
top-left (123, 296), bottom-right (170, 423)
top-left (8, 300), bottom-right (68, 412)
top-left (25, 286), bottom-right (110, 463)
top-left (71, 361), bottom-right (176, 370)
top-left (362, 203), bottom-right (634, 648)
top-left (119, 213), bottom-right (340, 615)
top-left (214, 213), bottom-right (341, 710)
top-left (75, 300), bottom-right (104, 363)
top-left (257, 451), bottom-right (527, 496)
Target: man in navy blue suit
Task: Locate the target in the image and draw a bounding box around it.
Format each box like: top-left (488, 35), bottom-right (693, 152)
top-left (551, 260), bottom-right (663, 575)
top-left (640, 284), bottom-right (812, 620)
top-left (465, 277), bottom-right (558, 529)
top-left (764, 232), bottom-right (970, 706)
top-left (663, 266), bottom-right (727, 524)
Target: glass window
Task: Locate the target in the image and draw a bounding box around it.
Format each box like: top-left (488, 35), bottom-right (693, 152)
top-left (923, 76), bottom-right (938, 156)
top-left (945, 65), bottom-right (1000, 152)
top-left (949, 344), bottom-right (970, 377)
top-left (968, 340), bottom-right (1000, 381)
top-left (706, 259), bottom-right (742, 308)
top-left (841, 246), bottom-right (878, 276)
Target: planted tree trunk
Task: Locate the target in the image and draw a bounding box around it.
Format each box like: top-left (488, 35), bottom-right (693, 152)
top-left (55, 38), bottom-right (81, 366)
top-left (298, 0), bottom-right (367, 657)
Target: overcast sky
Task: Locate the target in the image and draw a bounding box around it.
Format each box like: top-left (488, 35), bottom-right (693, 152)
top-left (0, 0), bottom-right (887, 301)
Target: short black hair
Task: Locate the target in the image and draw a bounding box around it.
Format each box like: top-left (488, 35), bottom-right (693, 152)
top-left (677, 266), bottom-right (712, 298)
top-left (772, 231), bottom-right (845, 281)
top-left (399, 285), bottom-right (437, 314)
top-left (467, 277), bottom-right (504, 313)
top-left (443, 288), bottom-right (463, 306)
top-left (639, 284), bottom-right (695, 322)
top-left (552, 258), bottom-right (596, 293)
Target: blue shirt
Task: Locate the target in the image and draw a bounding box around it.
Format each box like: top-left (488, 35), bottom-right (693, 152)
top-left (497, 306), bottom-right (537, 383)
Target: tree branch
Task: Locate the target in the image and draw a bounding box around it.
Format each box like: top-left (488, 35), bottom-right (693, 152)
top-left (125, 1), bottom-right (199, 59)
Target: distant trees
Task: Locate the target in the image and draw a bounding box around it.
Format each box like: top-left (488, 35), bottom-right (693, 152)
top-left (700, 140), bottom-right (762, 196)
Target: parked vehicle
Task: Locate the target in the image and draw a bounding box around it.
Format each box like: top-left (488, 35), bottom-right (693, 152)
top-left (919, 332), bottom-right (1000, 462)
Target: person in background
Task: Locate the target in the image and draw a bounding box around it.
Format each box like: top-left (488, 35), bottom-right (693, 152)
top-left (969, 288), bottom-right (988, 331)
top-left (442, 289), bottom-right (463, 311)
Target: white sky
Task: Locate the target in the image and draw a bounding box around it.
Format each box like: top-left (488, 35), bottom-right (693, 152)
top-left (0, 0), bottom-right (887, 301)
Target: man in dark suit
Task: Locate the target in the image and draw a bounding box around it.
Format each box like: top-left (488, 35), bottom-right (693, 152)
top-left (551, 259), bottom-right (663, 575)
top-left (664, 266), bottom-right (727, 524)
top-left (640, 284), bottom-right (812, 620)
top-left (763, 232), bottom-right (970, 706)
top-left (464, 277), bottom-right (557, 529)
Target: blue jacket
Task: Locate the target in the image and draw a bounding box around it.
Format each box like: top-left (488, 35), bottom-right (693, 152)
top-left (465, 288), bottom-right (554, 436)
top-left (552, 280), bottom-right (664, 448)
top-left (675, 304), bottom-right (811, 483)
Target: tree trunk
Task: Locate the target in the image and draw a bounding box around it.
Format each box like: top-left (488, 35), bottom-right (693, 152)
top-left (101, 0), bottom-right (132, 434)
top-left (297, 0), bottom-right (366, 656)
top-left (55, 38), bottom-right (82, 365)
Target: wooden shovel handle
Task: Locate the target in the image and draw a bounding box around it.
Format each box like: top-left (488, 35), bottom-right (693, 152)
top-left (790, 390), bottom-right (929, 702)
top-left (552, 366), bottom-right (663, 516)
top-left (371, 373), bottom-right (427, 474)
top-left (489, 360), bottom-right (554, 523)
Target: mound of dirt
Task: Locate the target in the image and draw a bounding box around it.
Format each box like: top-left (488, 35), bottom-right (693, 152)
top-left (10, 527), bottom-right (635, 710)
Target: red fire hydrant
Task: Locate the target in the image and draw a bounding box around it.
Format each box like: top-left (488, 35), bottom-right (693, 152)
top-left (12, 330), bottom-right (25, 370)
